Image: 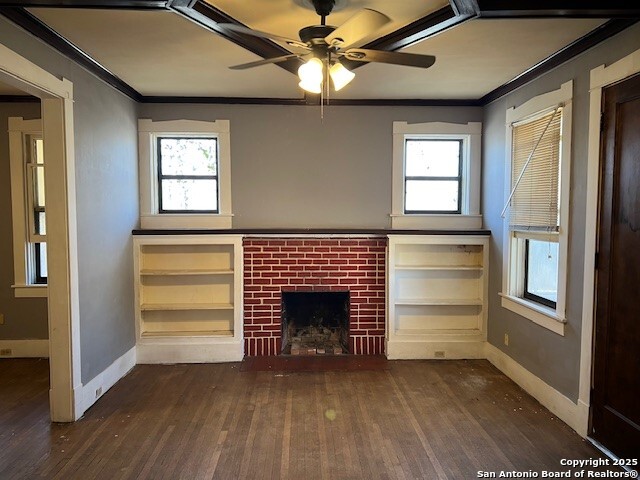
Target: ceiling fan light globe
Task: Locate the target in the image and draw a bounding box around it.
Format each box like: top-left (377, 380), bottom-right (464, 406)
top-left (329, 62), bottom-right (355, 91)
top-left (298, 57), bottom-right (324, 84)
top-left (299, 79), bottom-right (322, 94)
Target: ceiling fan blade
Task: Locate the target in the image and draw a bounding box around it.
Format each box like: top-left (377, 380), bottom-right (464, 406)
top-left (343, 49), bottom-right (436, 69)
top-left (217, 23), bottom-right (309, 50)
top-left (229, 54), bottom-right (302, 70)
top-left (325, 9), bottom-right (391, 49)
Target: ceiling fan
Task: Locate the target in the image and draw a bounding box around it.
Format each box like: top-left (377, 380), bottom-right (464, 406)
top-left (218, 0), bottom-right (436, 93)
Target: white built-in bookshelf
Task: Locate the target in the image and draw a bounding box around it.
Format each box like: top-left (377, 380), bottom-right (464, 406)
top-left (387, 235), bottom-right (489, 359)
top-left (133, 235), bottom-right (243, 363)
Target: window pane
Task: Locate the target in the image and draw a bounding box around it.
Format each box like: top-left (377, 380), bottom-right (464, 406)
top-left (159, 138), bottom-right (217, 176)
top-left (36, 211), bottom-right (46, 235)
top-left (34, 165), bottom-right (45, 207)
top-left (405, 140), bottom-right (460, 177)
top-left (34, 138), bottom-right (44, 165)
top-left (406, 180), bottom-right (459, 212)
top-left (161, 179), bottom-right (218, 211)
top-left (526, 239), bottom-right (558, 303)
top-left (36, 242), bottom-right (47, 281)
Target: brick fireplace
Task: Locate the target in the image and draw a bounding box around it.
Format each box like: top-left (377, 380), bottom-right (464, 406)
top-left (243, 237), bottom-right (386, 356)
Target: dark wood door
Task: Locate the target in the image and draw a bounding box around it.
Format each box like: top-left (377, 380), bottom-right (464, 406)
top-left (592, 73), bottom-right (640, 458)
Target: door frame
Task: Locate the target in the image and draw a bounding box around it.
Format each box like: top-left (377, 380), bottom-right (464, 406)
top-left (581, 46), bottom-right (640, 436)
top-left (0, 43), bottom-right (81, 422)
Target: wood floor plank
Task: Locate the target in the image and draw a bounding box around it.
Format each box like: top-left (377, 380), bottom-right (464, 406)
top-left (0, 358), bottom-right (618, 480)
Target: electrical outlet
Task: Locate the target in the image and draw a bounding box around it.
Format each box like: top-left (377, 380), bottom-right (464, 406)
top-left (434, 351), bottom-right (445, 358)
top-left (95, 387), bottom-right (103, 399)
top-left (504, 333), bottom-right (509, 346)
top-left (0, 348), bottom-right (12, 356)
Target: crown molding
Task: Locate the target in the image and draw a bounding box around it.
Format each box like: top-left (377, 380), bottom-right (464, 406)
top-left (0, 0), bottom-right (168, 7)
top-left (476, 0), bottom-right (640, 19)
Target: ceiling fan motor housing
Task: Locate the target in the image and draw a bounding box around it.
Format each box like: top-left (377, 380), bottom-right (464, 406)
top-left (299, 25), bottom-right (336, 45)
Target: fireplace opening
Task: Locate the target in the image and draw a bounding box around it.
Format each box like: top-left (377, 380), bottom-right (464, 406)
top-left (281, 291), bottom-right (349, 355)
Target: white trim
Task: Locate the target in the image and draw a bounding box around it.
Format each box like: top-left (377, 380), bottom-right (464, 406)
top-left (76, 346), bottom-right (136, 417)
top-left (579, 46), bottom-right (640, 431)
top-left (138, 118), bottom-right (232, 230)
top-left (484, 343), bottom-right (589, 437)
top-left (501, 81), bottom-right (572, 334)
top-left (389, 214), bottom-right (482, 230)
top-left (8, 117), bottom-right (44, 293)
top-left (12, 284), bottom-right (48, 298)
top-left (0, 339), bottom-right (49, 358)
top-left (136, 340), bottom-right (243, 364)
top-left (391, 121), bottom-right (482, 229)
top-left (386, 340), bottom-right (486, 360)
top-left (1, 44), bottom-right (80, 422)
top-left (499, 294), bottom-right (565, 336)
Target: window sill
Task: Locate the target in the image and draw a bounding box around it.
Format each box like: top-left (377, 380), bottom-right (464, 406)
top-left (140, 214), bottom-right (233, 230)
top-left (391, 214), bottom-right (482, 230)
top-left (499, 293), bottom-right (565, 336)
top-left (12, 284), bottom-right (48, 298)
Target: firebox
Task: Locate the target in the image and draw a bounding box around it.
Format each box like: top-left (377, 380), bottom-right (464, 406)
top-left (281, 291), bottom-right (350, 355)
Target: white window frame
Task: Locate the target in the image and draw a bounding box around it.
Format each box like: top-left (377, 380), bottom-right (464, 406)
top-left (391, 121), bottom-right (482, 230)
top-left (138, 119), bottom-right (232, 229)
top-left (500, 80), bottom-right (573, 336)
top-left (8, 116), bottom-right (47, 298)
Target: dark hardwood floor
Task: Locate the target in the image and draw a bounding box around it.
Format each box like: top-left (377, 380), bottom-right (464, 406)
top-left (1, 358), bottom-right (610, 479)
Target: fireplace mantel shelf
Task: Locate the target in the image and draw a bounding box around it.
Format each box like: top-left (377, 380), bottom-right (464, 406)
top-left (133, 228), bottom-right (491, 236)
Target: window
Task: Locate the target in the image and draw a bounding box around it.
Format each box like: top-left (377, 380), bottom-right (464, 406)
top-left (404, 139), bottom-right (462, 214)
top-left (8, 117), bottom-right (47, 297)
top-left (392, 121), bottom-right (482, 229)
top-left (157, 137), bottom-right (219, 213)
top-left (501, 81), bottom-right (573, 335)
top-left (138, 119), bottom-right (232, 229)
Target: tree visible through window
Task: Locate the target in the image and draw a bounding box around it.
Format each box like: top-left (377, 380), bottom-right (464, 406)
top-left (157, 137), bottom-right (218, 213)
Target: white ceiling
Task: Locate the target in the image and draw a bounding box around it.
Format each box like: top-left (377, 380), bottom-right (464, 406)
top-left (28, 4), bottom-right (606, 99)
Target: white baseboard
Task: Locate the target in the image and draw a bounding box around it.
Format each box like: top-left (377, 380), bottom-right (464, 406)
top-left (484, 343), bottom-right (589, 437)
top-left (386, 340), bottom-right (486, 360)
top-left (136, 341), bottom-right (243, 364)
top-left (75, 346), bottom-right (136, 418)
top-left (0, 339), bottom-right (49, 357)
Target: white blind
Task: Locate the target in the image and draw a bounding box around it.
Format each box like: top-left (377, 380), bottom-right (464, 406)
top-left (509, 108), bottom-right (562, 232)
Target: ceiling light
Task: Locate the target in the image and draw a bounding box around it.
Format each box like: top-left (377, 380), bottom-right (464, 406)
top-left (297, 57), bottom-right (324, 91)
top-left (329, 62), bottom-right (355, 91)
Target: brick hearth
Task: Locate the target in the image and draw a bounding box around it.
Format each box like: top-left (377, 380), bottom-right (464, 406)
top-left (243, 238), bottom-right (387, 356)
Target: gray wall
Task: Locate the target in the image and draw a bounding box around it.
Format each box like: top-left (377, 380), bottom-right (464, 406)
top-left (0, 101), bottom-right (48, 340)
top-left (138, 104), bottom-right (483, 228)
top-left (0, 18), bottom-right (139, 382)
top-left (482, 22), bottom-right (640, 400)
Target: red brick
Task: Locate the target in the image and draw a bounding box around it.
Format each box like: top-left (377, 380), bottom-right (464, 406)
top-left (253, 278), bottom-right (272, 285)
top-left (251, 331), bottom-right (276, 338)
top-left (250, 317), bottom-right (275, 325)
top-left (252, 253), bottom-right (272, 259)
top-left (261, 271), bottom-right (281, 278)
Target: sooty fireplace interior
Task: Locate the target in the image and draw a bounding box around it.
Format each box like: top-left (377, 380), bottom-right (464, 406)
top-left (281, 291), bottom-right (350, 355)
